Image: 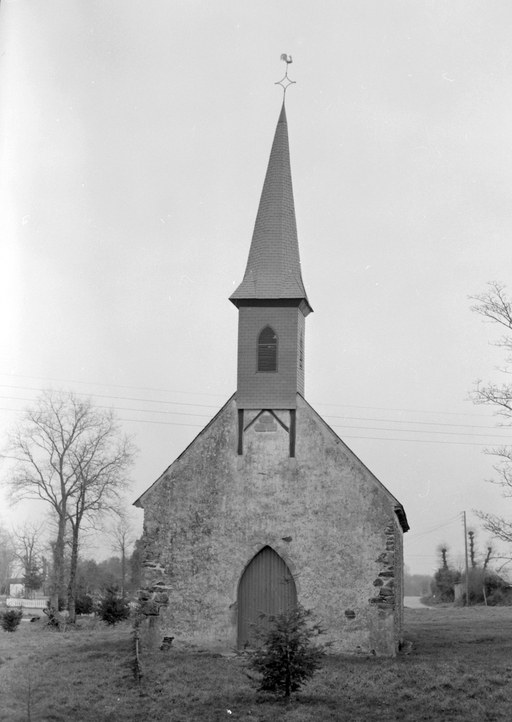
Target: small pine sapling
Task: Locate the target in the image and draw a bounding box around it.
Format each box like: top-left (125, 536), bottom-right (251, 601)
top-left (1, 608), bottom-right (23, 632)
top-left (247, 604), bottom-right (330, 698)
top-left (97, 586), bottom-right (130, 625)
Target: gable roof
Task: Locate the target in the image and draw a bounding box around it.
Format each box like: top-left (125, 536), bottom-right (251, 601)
top-left (297, 394), bottom-right (410, 532)
top-left (134, 392), bottom-right (409, 533)
top-left (133, 393), bottom-right (236, 508)
top-left (230, 103), bottom-right (312, 313)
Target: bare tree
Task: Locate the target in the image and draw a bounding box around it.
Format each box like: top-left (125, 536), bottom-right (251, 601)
top-left (0, 522), bottom-right (16, 594)
top-left (471, 282), bottom-right (512, 546)
top-left (12, 521), bottom-right (46, 598)
top-left (2, 389), bottom-right (136, 616)
top-left (476, 514), bottom-right (512, 545)
top-left (104, 514), bottom-right (136, 596)
top-left (67, 436), bottom-right (135, 622)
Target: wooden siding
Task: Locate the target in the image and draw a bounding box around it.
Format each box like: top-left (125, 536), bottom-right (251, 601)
top-left (237, 546), bottom-right (297, 648)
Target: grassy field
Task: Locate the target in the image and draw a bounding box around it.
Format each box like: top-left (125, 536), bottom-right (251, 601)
top-left (1, 606), bottom-right (512, 721)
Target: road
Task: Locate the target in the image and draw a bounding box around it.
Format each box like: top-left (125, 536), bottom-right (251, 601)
top-left (404, 596), bottom-right (431, 609)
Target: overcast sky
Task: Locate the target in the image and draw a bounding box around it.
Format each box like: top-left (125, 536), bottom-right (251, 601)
top-left (2, 0), bottom-right (512, 576)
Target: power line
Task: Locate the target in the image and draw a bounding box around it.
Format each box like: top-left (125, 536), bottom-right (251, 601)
top-left (328, 435), bottom-right (493, 446)
top-left (118, 417), bottom-right (204, 428)
top-left (0, 388), bottom-right (505, 437)
top-left (2, 395), bottom-right (510, 441)
top-left (110, 416), bottom-right (511, 445)
top-left (4, 391), bottom-right (502, 430)
top-left (0, 373), bottom-right (495, 419)
top-left (0, 385), bottom-right (222, 410)
top-left (0, 395), bottom-right (213, 419)
top-left (407, 515), bottom-right (462, 544)
top-left (326, 423), bottom-right (511, 440)
top-left (312, 401), bottom-right (492, 418)
top-left (0, 405), bottom-right (502, 445)
top-left (407, 514), bottom-right (462, 535)
top-left (0, 372), bottom-right (228, 398)
top-left (323, 413), bottom-right (500, 431)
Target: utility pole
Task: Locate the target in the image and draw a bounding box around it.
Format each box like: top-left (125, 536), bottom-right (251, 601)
top-left (463, 511), bottom-right (470, 606)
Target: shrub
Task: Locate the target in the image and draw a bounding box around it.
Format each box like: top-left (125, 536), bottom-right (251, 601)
top-left (487, 589), bottom-right (504, 606)
top-left (431, 567), bottom-right (461, 602)
top-left (97, 586), bottom-right (130, 625)
top-left (459, 571), bottom-right (512, 605)
top-left (1, 608), bottom-right (23, 632)
top-left (75, 594), bottom-right (94, 615)
top-left (43, 604), bottom-right (66, 629)
top-left (247, 605), bottom-right (330, 698)
top-left (486, 588), bottom-right (512, 606)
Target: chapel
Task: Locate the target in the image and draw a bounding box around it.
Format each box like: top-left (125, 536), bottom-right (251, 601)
top-left (134, 96), bottom-right (409, 656)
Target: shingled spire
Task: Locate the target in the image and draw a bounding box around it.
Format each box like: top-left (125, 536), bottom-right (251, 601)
top-left (230, 103), bottom-right (312, 314)
top-left (233, 102), bottom-right (312, 410)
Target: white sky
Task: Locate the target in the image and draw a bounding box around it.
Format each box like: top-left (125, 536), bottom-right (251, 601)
top-left (1, 0), bottom-right (512, 576)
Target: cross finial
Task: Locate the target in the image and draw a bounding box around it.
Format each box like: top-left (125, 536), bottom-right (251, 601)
top-left (275, 54), bottom-right (296, 98)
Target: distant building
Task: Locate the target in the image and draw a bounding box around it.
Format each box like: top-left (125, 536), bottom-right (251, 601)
top-left (7, 578), bottom-right (25, 598)
top-left (135, 101), bottom-right (409, 656)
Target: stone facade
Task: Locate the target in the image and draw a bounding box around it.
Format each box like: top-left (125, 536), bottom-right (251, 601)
top-left (135, 393), bottom-right (407, 656)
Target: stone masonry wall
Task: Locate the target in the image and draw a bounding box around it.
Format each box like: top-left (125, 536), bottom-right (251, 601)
top-left (137, 394), bottom-right (405, 656)
top-left (393, 518), bottom-right (405, 650)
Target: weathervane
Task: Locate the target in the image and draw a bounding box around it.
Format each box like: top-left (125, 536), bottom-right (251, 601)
top-left (275, 54), bottom-right (296, 97)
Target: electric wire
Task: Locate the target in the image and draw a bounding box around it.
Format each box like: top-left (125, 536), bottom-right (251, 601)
top-left (1, 399), bottom-right (509, 441)
top-left (0, 406), bottom-right (499, 445)
top-left (0, 395), bottom-right (213, 419)
top-left (323, 414), bottom-right (502, 431)
top-left (0, 385), bottom-right (222, 409)
top-left (1, 389), bottom-right (501, 432)
top-left (0, 380), bottom-right (509, 446)
top-left (0, 372), bottom-right (495, 418)
top-left (406, 515), bottom-right (462, 544)
top-left (0, 406), bottom-right (498, 448)
top-left (0, 389), bottom-right (504, 433)
top-left (0, 372), bottom-right (228, 398)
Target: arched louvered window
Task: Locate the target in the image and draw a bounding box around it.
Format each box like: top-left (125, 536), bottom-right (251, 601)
top-left (258, 326), bottom-right (277, 372)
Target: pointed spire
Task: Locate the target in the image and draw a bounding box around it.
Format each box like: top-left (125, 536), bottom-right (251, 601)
top-left (230, 103), bottom-right (312, 314)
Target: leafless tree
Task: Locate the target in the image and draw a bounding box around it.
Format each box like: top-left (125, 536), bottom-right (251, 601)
top-left (2, 389), bottom-right (136, 618)
top-left (12, 521), bottom-right (45, 569)
top-left (471, 282), bottom-right (512, 546)
top-left (104, 513), bottom-right (136, 596)
top-left (66, 437), bottom-right (136, 621)
top-left (476, 514), bottom-right (512, 545)
top-left (0, 522), bottom-right (16, 594)
top-left (11, 521), bottom-right (46, 597)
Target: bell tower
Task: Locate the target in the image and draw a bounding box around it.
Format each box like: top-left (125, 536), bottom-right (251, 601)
top-left (230, 103), bottom-right (312, 411)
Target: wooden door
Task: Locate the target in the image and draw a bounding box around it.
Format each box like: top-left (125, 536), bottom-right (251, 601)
top-left (237, 546), bottom-right (297, 648)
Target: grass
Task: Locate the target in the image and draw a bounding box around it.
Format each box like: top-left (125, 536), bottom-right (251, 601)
top-left (1, 607), bottom-right (512, 721)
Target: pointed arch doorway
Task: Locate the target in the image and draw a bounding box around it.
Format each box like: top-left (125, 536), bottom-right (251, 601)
top-left (237, 546), bottom-right (297, 648)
